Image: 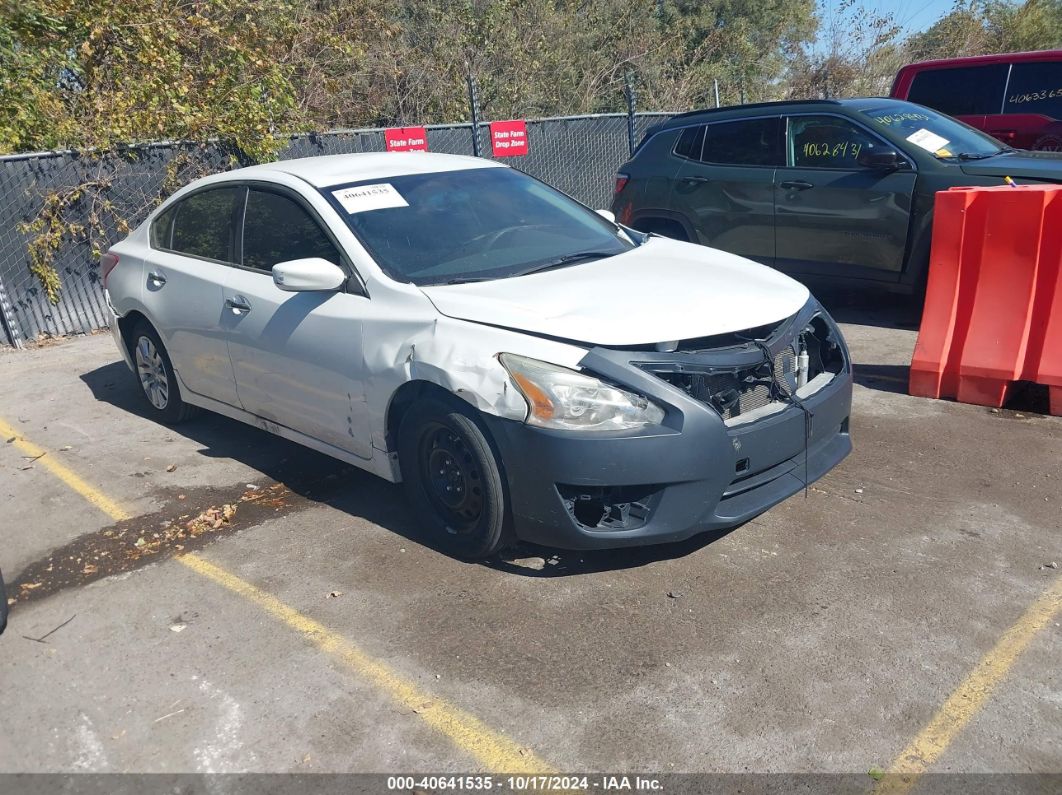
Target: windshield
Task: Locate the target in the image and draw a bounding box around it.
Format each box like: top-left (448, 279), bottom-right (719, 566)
top-left (859, 105), bottom-right (1007, 160)
top-left (322, 167), bottom-right (634, 286)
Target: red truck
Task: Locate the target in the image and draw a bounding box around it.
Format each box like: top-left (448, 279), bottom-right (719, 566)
top-left (891, 50), bottom-right (1062, 150)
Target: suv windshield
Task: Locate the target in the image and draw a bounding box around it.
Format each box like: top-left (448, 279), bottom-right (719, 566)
top-left (860, 104), bottom-right (1007, 160)
top-left (323, 167), bottom-right (634, 286)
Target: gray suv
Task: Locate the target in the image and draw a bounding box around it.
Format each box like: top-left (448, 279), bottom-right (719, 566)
top-left (613, 97), bottom-right (1062, 294)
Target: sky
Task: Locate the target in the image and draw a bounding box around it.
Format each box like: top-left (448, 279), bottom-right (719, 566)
top-left (811, 0), bottom-right (963, 55)
top-left (882, 0), bottom-right (963, 35)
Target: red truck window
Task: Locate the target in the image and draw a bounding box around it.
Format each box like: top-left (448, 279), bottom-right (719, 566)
top-left (1003, 61), bottom-right (1062, 119)
top-left (907, 64), bottom-right (1009, 116)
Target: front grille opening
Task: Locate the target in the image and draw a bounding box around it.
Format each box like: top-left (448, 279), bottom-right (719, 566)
top-left (557, 483), bottom-right (661, 530)
top-left (646, 314), bottom-right (845, 422)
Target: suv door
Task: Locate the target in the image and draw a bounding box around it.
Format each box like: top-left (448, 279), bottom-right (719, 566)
top-left (667, 116), bottom-right (782, 266)
top-left (774, 114), bottom-right (917, 278)
top-left (218, 186), bottom-right (372, 459)
top-left (143, 187), bottom-right (243, 405)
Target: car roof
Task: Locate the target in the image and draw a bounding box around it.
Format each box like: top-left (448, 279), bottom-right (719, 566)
top-left (656, 97), bottom-right (913, 130)
top-left (217, 152), bottom-right (504, 189)
top-left (897, 49), bottom-right (1062, 71)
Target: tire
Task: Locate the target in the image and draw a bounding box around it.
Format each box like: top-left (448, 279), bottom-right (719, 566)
top-left (397, 396), bottom-right (510, 559)
top-left (0, 568), bottom-right (8, 635)
top-left (130, 321), bottom-right (198, 424)
top-left (1032, 133), bottom-right (1062, 152)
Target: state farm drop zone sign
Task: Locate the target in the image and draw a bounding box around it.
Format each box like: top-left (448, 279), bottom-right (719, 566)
top-left (385, 127), bottom-right (428, 152)
top-left (489, 120), bottom-right (528, 157)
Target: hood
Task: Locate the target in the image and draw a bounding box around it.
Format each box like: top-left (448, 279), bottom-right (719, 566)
top-left (960, 150), bottom-right (1062, 181)
top-left (419, 237), bottom-right (810, 347)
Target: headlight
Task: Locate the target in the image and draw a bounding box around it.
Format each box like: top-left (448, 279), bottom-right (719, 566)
top-left (499, 353), bottom-right (665, 432)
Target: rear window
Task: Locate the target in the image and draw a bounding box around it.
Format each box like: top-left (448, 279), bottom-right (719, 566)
top-left (673, 126), bottom-right (705, 159)
top-left (168, 187), bottom-right (242, 263)
top-left (701, 118), bottom-right (782, 166)
top-left (907, 65), bottom-right (1008, 116)
top-left (1003, 61), bottom-right (1062, 119)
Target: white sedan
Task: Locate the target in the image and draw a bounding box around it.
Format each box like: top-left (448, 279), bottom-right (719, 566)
top-left (104, 153), bottom-right (852, 559)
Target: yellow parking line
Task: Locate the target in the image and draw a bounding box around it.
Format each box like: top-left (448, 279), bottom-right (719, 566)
top-left (0, 416), bottom-right (131, 522)
top-left (2, 416), bottom-right (552, 773)
top-left (874, 575), bottom-right (1062, 795)
top-left (178, 553), bottom-right (552, 773)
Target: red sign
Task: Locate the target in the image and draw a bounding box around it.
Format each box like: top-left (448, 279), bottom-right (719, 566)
top-left (489, 120), bottom-right (528, 157)
top-left (385, 127), bottom-right (428, 152)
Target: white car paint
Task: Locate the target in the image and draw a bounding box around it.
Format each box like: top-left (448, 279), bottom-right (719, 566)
top-left (422, 236), bottom-right (808, 346)
top-left (105, 152), bottom-right (810, 484)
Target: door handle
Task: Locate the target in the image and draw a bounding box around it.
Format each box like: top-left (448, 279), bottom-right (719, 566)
top-left (225, 296), bottom-right (252, 315)
top-left (681, 175), bottom-right (711, 185)
top-left (147, 271), bottom-right (166, 286)
top-left (780, 180), bottom-right (814, 191)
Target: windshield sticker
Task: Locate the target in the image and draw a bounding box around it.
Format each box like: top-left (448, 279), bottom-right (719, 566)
top-left (906, 128), bottom-right (950, 153)
top-left (331, 183), bottom-right (408, 214)
top-left (873, 111), bottom-right (930, 126)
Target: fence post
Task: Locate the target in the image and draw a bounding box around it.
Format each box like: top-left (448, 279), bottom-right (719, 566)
top-left (624, 72), bottom-right (637, 156)
top-left (0, 274), bottom-right (23, 349)
top-left (466, 71), bottom-right (483, 158)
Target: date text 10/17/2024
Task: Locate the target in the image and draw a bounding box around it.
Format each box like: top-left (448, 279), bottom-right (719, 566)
top-left (386, 775), bottom-right (664, 791)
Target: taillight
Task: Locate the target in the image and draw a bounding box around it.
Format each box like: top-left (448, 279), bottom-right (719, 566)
top-left (614, 173), bottom-right (629, 194)
top-left (100, 252), bottom-right (119, 289)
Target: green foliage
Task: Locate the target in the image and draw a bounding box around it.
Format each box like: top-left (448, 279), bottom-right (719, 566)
top-left (0, 0), bottom-right (387, 302)
top-left (3, 0), bottom-right (1060, 304)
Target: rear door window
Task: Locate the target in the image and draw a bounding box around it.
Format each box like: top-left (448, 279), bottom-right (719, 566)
top-left (1003, 61), bottom-right (1062, 119)
top-left (907, 65), bottom-right (1009, 116)
top-left (168, 187), bottom-right (243, 263)
top-left (787, 116), bottom-right (891, 169)
top-left (701, 118), bottom-right (782, 166)
top-left (242, 189), bottom-right (341, 272)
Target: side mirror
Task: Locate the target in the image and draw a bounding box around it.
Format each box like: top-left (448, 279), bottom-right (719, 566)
top-left (858, 148), bottom-right (902, 171)
top-left (595, 209), bottom-right (617, 224)
top-left (272, 258), bottom-right (346, 292)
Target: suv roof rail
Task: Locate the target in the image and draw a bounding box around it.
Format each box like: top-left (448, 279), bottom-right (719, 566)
top-left (663, 99), bottom-right (844, 126)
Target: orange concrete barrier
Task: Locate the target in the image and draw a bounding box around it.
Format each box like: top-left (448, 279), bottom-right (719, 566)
top-left (909, 185), bottom-right (1062, 415)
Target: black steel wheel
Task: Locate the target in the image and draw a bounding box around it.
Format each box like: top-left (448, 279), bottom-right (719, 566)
top-left (398, 396), bottom-right (510, 559)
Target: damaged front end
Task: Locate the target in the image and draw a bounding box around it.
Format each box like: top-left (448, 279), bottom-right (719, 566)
top-left (479, 298), bottom-right (853, 550)
top-left (633, 305), bottom-right (847, 427)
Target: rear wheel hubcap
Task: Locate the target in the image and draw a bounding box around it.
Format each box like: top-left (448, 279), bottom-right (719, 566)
top-left (135, 336), bottom-right (169, 410)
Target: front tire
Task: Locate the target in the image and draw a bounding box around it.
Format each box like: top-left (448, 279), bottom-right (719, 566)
top-left (130, 321), bottom-right (198, 424)
top-left (397, 396), bottom-right (510, 559)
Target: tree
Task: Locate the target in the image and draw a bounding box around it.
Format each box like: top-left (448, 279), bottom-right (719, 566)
top-left (905, 0), bottom-right (1062, 61)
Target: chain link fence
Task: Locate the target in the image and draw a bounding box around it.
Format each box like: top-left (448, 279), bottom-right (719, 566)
top-left (0, 112), bottom-right (672, 348)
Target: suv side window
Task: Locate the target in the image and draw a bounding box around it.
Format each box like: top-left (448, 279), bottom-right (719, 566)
top-left (1003, 61), bottom-right (1062, 118)
top-left (907, 65), bottom-right (1009, 116)
top-left (788, 116), bottom-right (890, 169)
top-left (701, 118), bottom-right (782, 166)
top-left (242, 189), bottom-right (341, 272)
top-left (168, 187), bottom-right (243, 262)
top-left (673, 125), bottom-right (706, 159)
